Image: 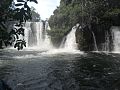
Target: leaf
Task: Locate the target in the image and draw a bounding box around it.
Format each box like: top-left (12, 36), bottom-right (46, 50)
top-left (24, 4), bottom-right (30, 11)
top-left (29, 0), bottom-right (38, 4)
top-left (14, 43), bottom-right (18, 48)
top-left (14, 40), bottom-right (26, 50)
top-left (15, 3), bottom-right (24, 6)
top-left (9, 29), bottom-right (16, 35)
top-left (15, 24), bottom-right (21, 27)
top-left (17, 0), bottom-right (25, 2)
top-left (22, 40), bottom-right (26, 47)
top-left (15, 34), bottom-right (19, 39)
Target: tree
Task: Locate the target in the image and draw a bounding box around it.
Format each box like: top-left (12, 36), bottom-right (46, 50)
top-left (0, 0), bottom-right (38, 50)
top-left (0, 0), bottom-right (14, 48)
top-left (30, 6), bottom-right (41, 22)
top-left (48, 0), bottom-right (120, 48)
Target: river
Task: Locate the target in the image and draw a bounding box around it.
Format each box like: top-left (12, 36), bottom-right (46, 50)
top-left (0, 49), bottom-right (120, 90)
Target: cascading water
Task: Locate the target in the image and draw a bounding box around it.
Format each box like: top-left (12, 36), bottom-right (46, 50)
top-left (42, 21), bottom-right (53, 49)
top-left (24, 22), bottom-right (32, 47)
top-left (60, 24), bottom-right (79, 50)
top-left (24, 21), bottom-right (53, 50)
top-left (42, 24), bottom-right (83, 55)
top-left (64, 26), bottom-right (78, 50)
top-left (111, 26), bottom-right (120, 52)
top-left (23, 22), bottom-right (82, 54)
top-left (91, 31), bottom-right (98, 51)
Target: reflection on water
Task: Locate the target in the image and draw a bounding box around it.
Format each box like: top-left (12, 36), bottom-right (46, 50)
top-left (0, 49), bottom-right (120, 90)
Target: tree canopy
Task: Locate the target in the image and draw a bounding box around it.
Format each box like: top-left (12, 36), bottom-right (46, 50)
top-left (30, 6), bottom-right (41, 22)
top-left (48, 0), bottom-right (120, 45)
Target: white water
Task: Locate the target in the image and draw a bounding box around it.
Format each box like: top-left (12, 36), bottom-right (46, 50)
top-left (39, 24), bottom-right (82, 55)
top-left (24, 22), bottom-right (31, 47)
top-left (10, 22), bottom-right (83, 54)
top-left (91, 31), bottom-right (98, 51)
top-left (64, 26), bottom-right (78, 50)
top-left (60, 24), bottom-right (79, 51)
top-left (24, 22), bottom-right (80, 53)
top-left (111, 26), bottom-right (120, 52)
top-left (24, 21), bottom-right (53, 50)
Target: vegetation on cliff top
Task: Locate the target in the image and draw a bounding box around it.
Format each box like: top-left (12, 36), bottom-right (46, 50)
top-left (48, 0), bottom-right (120, 47)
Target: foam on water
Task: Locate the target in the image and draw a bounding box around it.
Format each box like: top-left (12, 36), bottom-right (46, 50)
top-left (13, 54), bottom-right (39, 59)
top-left (40, 49), bottom-right (84, 55)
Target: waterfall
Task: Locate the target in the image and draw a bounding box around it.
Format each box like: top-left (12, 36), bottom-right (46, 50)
top-left (111, 26), bottom-right (120, 52)
top-left (24, 21), bottom-right (53, 50)
top-left (91, 31), bottom-right (98, 51)
top-left (41, 24), bottom-right (83, 55)
top-left (60, 37), bottom-right (66, 48)
top-left (60, 24), bottom-right (79, 50)
top-left (24, 22), bottom-right (31, 47)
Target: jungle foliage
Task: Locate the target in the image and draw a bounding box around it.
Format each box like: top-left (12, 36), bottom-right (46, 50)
top-left (48, 0), bottom-right (120, 42)
top-left (30, 6), bottom-right (40, 22)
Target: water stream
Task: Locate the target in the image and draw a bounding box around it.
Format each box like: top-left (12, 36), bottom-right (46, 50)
top-left (91, 31), bottom-right (98, 51)
top-left (60, 24), bottom-right (79, 51)
top-left (63, 26), bottom-right (78, 50)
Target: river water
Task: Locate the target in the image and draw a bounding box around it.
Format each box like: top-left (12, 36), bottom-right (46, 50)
top-left (0, 49), bottom-right (120, 90)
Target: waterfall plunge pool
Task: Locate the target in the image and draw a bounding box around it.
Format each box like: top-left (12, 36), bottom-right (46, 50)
top-left (0, 49), bottom-right (120, 90)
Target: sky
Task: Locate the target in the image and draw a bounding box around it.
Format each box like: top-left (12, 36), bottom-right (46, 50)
top-left (28, 0), bottom-right (60, 20)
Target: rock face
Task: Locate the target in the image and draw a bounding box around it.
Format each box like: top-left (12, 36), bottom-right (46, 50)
top-left (75, 18), bottom-right (120, 51)
top-left (76, 25), bottom-right (94, 51)
top-left (75, 24), bottom-right (109, 51)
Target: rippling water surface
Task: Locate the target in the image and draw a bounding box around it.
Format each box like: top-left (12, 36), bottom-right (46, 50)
top-left (0, 49), bottom-right (120, 90)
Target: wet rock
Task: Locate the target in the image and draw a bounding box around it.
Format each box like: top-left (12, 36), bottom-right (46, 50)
top-left (75, 25), bottom-right (94, 51)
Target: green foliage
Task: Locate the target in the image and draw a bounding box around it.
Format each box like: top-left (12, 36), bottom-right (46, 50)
top-left (0, 0), bottom-right (13, 48)
top-left (11, 0), bottom-right (38, 50)
top-left (49, 0), bottom-right (120, 43)
top-left (104, 9), bottom-right (120, 17)
top-left (29, 7), bottom-right (41, 22)
top-left (14, 39), bottom-right (26, 50)
top-left (47, 28), bottom-right (69, 37)
top-left (0, 0), bottom-right (38, 50)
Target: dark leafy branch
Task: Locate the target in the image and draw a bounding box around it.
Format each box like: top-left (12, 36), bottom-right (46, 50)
top-left (0, 0), bottom-right (38, 50)
top-left (0, 0), bottom-right (13, 49)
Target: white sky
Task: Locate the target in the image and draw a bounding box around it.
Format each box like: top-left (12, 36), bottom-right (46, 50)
top-left (28, 0), bottom-right (60, 20)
